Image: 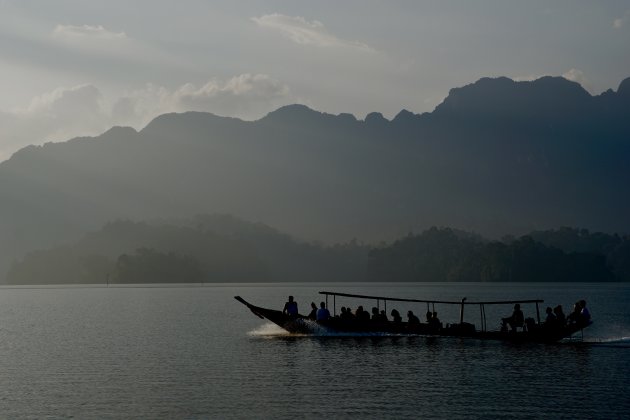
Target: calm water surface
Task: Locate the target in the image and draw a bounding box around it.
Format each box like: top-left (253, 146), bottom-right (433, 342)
top-left (0, 282), bottom-right (628, 419)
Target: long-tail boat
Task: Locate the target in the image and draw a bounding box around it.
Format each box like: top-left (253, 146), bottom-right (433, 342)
top-left (235, 291), bottom-right (592, 343)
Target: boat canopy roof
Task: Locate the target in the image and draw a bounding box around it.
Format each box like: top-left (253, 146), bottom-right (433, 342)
top-left (319, 291), bottom-right (543, 306)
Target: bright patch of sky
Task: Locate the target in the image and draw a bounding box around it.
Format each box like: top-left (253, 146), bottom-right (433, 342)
top-left (0, 0), bottom-right (629, 160)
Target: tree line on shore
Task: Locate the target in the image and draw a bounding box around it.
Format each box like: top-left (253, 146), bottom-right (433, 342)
top-left (5, 217), bottom-right (629, 284)
top-left (5, 215), bottom-right (368, 284)
top-left (368, 226), bottom-right (629, 282)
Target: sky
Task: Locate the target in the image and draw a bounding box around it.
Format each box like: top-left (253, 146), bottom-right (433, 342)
top-left (0, 0), bottom-right (629, 161)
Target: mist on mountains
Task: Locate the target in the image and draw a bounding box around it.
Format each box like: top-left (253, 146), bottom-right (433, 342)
top-left (7, 218), bottom-right (629, 285)
top-left (1, 75), bottom-right (629, 282)
top-left (5, 215), bottom-right (368, 285)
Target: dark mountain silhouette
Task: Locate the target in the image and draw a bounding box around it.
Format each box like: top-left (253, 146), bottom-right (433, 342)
top-left (0, 75), bottom-right (629, 280)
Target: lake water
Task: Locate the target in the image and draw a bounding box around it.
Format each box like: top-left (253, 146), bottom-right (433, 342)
top-left (0, 282), bottom-right (628, 419)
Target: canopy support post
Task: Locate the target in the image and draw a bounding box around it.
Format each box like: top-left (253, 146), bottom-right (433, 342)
top-left (484, 304), bottom-right (487, 331)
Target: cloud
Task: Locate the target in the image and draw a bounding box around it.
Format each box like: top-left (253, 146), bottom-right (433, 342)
top-left (174, 74), bottom-right (291, 114)
top-left (113, 74), bottom-right (293, 126)
top-left (512, 74), bottom-right (547, 82)
top-left (613, 10), bottom-right (630, 29)
top-left (50, 24), bottom-right (130, 53)
top-left (52, 24), bottom-right (127, 40)
top-left (0, 74), bottom-right (294, 161)
top-left (251, 14), bottom-right (374, 52)
top-left (48, 23), bottom-right (167, 66)
top-left (24, 84), bottom-right (104, 117)
top-left (512, 70), bottom-right (591, 92)
top-left (562, 68), bottom-right (591, 91)
top-left (0, 84), bottom-right (110, 160)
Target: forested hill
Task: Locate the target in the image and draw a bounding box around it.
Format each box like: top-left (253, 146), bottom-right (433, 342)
top-left (5, 218), bottom-right (628, 284)
top-left (0, 75), bottom-right (629, 280)
top-left (368, 227), bottom-right (630, 282)
top-left (5, 215), bottom-right (368, 285)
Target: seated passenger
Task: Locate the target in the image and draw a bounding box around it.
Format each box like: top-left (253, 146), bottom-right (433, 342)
top-left (371, 307), bottom-right (380, 321)
top-left (390, 309), bottom-right (402, 323)
top-left (501, 303), bottom-right (524, 332)
top-left (425, 311), bottom-right (433, 324)
top-left (308, 302), bottom-right (317, 320)
top-left (407, 310), bottom-right (420, 325)
top-left (525, 317), bottom-right (537, 332)
top-left (554, 305), bottom-right (566, 326)
top-left (380, 310), bottom-right (388, 322)
top-left (356, 306), bottom-right (370, 322)
top-left (567, 301), bottom-right (582, 324)
top-left (545, 306), bottom-right (556, 325)
top-left (361, 309), bottom-right (370, 322)
top-left (283, 295), bottom-right (298, 317)
top-left (316, 301), bottom-right (331, 321)
top-left (343, 307), bottom-right (355, 320)
top-left (338, 306), bottom-right (346, 319)
top-left (579, 300), bottom-right (591, 324)
top-left (429, 311), bottom-right (441, 329)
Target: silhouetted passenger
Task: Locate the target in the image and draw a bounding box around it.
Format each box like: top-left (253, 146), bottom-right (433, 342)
top-left (316, 301), bottom-right (330, 321)
top-left (371, 307), bottom-right (380, 321)
top-left (380, 310), bottom-right (388, 322)
top-left (307, 302), bottom-right (317, 320)
top-left (361, 310), bottom-right (370, 322)
top-left (567, 301), bottom-right (582, 324)
top-left (391, 309), bottom-right (402, 323)
top-left (283, 296), bottom-right (298, 317)
top-left (338, 306), bottom-right (346, 319)
top-left (579, 300), bottom-right (591, 324)
top-left (426, 311), bottom-right (433, 323)
top-left (501, 304), bottom-right (524, 332)
top-left (430, 311), bottom-right (441, 329)
top-left (356, 306), bottom-right (370, 322)
top-left (554, 305), bottom-right (566, 326)
top-left (343, 307), bottom-right (355, 320)
top-left (545, 306), bottom-right (556, 325)
top-left (407, 310), bottom-right (420, 324)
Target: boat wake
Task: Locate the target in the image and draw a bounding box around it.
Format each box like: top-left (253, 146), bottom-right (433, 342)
top-left (248, 323), bottom-right (298, 337)
top-left (248, 322), bottom-right (423, 338)
top-left (582, 336), bottom-right (630, 347)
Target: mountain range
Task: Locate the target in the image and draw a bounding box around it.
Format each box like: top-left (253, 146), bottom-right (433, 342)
top-left (1, 75), bottom-right (629, 280)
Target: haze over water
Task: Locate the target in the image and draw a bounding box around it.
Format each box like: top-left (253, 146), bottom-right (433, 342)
top-left (1, 282), bottom-right (628, 418)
